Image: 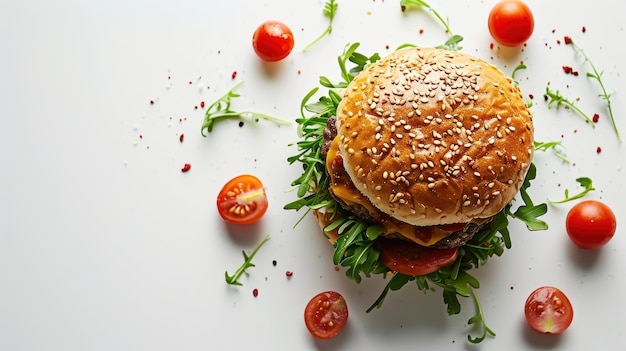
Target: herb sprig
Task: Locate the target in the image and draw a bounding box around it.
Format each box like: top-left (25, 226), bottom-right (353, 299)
top-left (534, 140), bottom-right (570, 163)
top-left (467, 288), bottom-right (496, 343)
top-left (303, 0), bottom-right (338, 52)
top-left (566, 36), bottom-right (621, 142)
top-left (225, 235), bottom-right (270, 286)
top-left (544, 85), bottom-right (596, 126)
top-left (400, 0), bottom-right (463, 50)
top-left (549, 177), bottom-right (595, 204)
top-left (285, 42), bottom-right (547, 344)
top-left (201, 82), bottom-right (290, 137)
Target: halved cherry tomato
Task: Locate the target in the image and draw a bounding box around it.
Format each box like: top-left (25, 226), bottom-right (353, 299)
top-left (488, 0), bottom-right (534, 47)
top-left (216, 174), bottom-right (268, 225)
top-left (378, 238), bottom-right (458, 276)
top-left (304, 291), bottom-right (348, 340)
top-left (524, 286), bottom-right (573, 334)
top-left (566, 200), bottom-right (616, 249)
top-left (252, 20), bottom-right (294, 62)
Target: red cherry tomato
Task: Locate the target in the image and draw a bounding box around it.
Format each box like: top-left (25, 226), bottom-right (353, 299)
top-left (524, 286), bottom-right (574, 334)
top-left (378, 239), bottom-right (458, 276)
top-left (488, 0), bottom-right (534, 47)
top-left (216, 174), bottom-right (268, 225)
top-left (252, 20), bottom-right (294, 62)
top-left (565, 200), bottom-right (616, 249)
top-left (304, 291), bottom-right (348, 340)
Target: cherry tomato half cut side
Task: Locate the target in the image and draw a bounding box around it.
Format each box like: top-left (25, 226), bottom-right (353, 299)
top-left (524, 286), bottom-right (574, 334)
top-left (378, 238), bottom-right (459, 276)
top-left (216, 174), bottom-right (268, 225)
top-left (304, 291), bottom-right (349, 340)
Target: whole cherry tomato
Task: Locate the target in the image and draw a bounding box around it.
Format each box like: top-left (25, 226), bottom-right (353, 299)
top-left (565, 200), bottom-right (616, 249)
top-left (252, 20), bottom-right (294, 62)
top-left (488, 0), bottom-right (534, 47)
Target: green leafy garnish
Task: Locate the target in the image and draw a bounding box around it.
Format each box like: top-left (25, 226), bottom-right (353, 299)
top-left (544, 85), bottom-right (595, 126)
top-left (201, 82), bottom-right (290, 137)
top-left (303, 0), bottom-right (338, 52)
top-left (511, 64), bottom-right (533, 108)
top-left (400, 0), bottom-right (463, 50)
top-left (534, 140), bottom-right (570, 163)
top-left (509, 163), bottom-right (549, 231)
top-left (319, 42), bottom-right (380, 89)
top-left (467, 288), bottom-right (496, 344)
top-left (225, 235), bottom-right (270, 286)
top-left (566, 37), bottom-right (621, 142)
top-left (549, 177), bottom-right (595, 204)
top-left (285, 42), bottom-right (547, 344)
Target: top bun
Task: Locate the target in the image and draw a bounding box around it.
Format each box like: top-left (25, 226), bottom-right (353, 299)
top-left (335, 47), bottom-right (534, 226)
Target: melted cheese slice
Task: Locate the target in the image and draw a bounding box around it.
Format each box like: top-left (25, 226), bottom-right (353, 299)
top-left (326, 137), bottom-right (450, 247)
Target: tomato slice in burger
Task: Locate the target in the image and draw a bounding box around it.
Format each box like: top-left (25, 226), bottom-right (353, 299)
top-left (379, 238), bottom-right (459, 276)
top-left (304, 291), bottom-right (348, 340)
top-left (216, 174), bottom-right (268, 225)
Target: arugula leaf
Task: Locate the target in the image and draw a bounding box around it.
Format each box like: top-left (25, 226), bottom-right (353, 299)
top-left (467, 288), bottom-right (496, 344)
top-left (566, 37), bottom-right (621, 142)
top-left (534, 140), bottom-right (570, 163)
top-left (303, 0), bottom-right (338, 52)
top-left (544, 85), bottom-right (596, 127)
top-left (400, 0), bottom-right (463, 51)
top-left (225, 235), bottom-right (270, 286)
top-left (201, 82), bottom-right (290, 137)
top-left (549, 177), bottom-right (595, 204)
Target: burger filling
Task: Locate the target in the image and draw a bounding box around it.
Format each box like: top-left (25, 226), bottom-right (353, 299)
top-left (322, 116), bottom-right (490, 249)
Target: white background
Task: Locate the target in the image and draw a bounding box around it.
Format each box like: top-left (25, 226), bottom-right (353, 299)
top-left (1, 0), bottom-right (624, 350)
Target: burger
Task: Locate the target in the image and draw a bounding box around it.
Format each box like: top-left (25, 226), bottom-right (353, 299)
top-left (287, 46), bottom-right (539, 313)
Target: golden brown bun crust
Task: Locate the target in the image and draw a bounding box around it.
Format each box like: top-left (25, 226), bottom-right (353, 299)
top-left (335, 48), bottom-right (534, 226)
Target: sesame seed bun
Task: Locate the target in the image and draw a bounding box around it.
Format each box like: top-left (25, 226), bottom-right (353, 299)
top-left (334, 47), bottom-right (534, 227)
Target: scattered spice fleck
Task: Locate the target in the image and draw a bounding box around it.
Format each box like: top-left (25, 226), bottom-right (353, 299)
top-left (593, 113), bottom-right (600, 123)
top-left (582, 26), bottom-right (586, 33)
top-left (200, 101), bottom-right (205, 108)
top-left (149, 100), bottom-right (154, 105)
top-left (528, 94), bottom-right (534, 100)
top-left (334, 266), bottom-right (340, 271)
top-left (286, 271), bottom-right (293, 277)
top-left (596, 146), bottom-right (602, 153)
top-left (238, 121), bottom-right (244, 127)
top-left (489, 42), bottom-right (494, 49)
top-left (181, 163), bottom-right (191, 172)
top-left (231, 71), bottom-right (237, 79)
top-left (297, 70), bottom-right (301, 75)
top-left (179, 134), bottom-right (184, 143)
top-left (188, 81), bottom-right (192, 85)
top-left (253, 288), bottom-right (259, 297)
top-left (562, 65), bottom-right (579, 76)
top-left (564, 35), bottom-right (572, 44)
top-left (272, 260), bottom-right (277, 266)
top-left (419, 28), bottom-right (424, 34)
